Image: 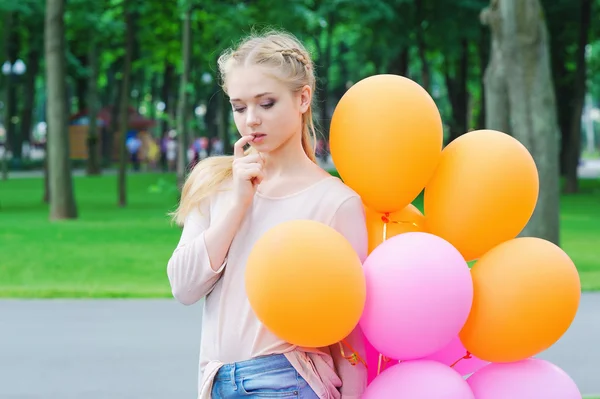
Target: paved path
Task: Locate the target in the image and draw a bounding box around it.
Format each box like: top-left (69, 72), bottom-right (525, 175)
top-left (1, 296), bottom-right (599, 398)
top-left (579, 159), bottom-right (600, 179)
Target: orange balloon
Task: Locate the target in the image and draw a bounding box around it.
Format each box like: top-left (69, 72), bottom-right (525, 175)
top-left (329, 75), bottom-right (443, 213)
top-left (459, 237), bottom-right (581, 363)
top-left (245, 220), bottom-right (366, 347)
top-left (365, 204), bottom-right (427, 253)
top-left (424, 130), bottom-right (539, 261)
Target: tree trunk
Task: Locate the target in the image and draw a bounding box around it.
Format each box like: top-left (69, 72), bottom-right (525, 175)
top-left (45, 0), bottom-right (78, 220)
top-left (86, 37), bottom-right (101, 175)
top-left (484, 0), bottom-right (561, 244)
top-left (415, 0), bottom-right (430, 93)
top-left (563, 0), bottom-right (592, 193)
top-left (176, 6), bottom-right (192, 188)
top-left (117, 3), bottom-right (134, 207)
top-left (6, 13), bottom-right (22, 163)
top-left (21, 32), bottom-right (42, 153)
top-left (392, 47), bottom-right (410, 77)
top-left (149, 73), bottom-right (158, 132)
top-left (1, 12), bottom-right (15, 180)
top-left (217, 91), bottom-right (232, 154)
top-left (445, 39), bottom-right (469, 143)
top-left (205, 87), bottom-right (219, 143)
top-left (43, 154), bottom-right (50, 203)
top-left (480, 4), bottom-right (511, 135)
top-left (108, 78), bottom-right (121, 165)
top-left (545, 2), bottom-right (578, 176)
top-left (554, 42), bottom-right (574, 177)
top-left (75, 54), bottom-right (88, 112)
top-left (476, 24), bottom-right (489, 130)
top-left (333, 42), bottom-right (351, 102)
top-left (161, 62), bottom-right (174, 134)
top-left (319, 10), bottom-right (335, 144)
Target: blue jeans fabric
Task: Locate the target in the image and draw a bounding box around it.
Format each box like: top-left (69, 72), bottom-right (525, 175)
top-left (211, 354), bottom-right (320, 398)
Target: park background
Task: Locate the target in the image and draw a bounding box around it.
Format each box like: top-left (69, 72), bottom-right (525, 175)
top-left (0, 0), bottom-right (599, 398)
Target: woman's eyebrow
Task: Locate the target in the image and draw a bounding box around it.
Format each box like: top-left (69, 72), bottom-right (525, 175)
top-left (230, 92), bottom-right (273, 102)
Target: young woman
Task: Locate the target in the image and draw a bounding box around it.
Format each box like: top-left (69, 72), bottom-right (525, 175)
top-left (167, 30), bottom-right (368, 399)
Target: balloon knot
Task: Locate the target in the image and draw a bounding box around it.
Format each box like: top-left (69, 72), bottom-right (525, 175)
top-left (381, 213), bottom-right (390, 223)
top-left (339, 340), bottom-right (367, 368)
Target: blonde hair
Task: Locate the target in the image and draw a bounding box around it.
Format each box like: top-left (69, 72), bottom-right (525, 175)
top-left (171, 30), bottom-right (318, 226)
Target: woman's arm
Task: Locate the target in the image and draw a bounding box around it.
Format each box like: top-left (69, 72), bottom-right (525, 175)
top-left (327, 195), bottom-right (369, 398)
top-left (167, 195), bottom-right (248, 306)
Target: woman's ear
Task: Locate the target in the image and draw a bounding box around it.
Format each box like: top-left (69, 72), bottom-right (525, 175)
top-left (299, 85), bottom-right (312, 114)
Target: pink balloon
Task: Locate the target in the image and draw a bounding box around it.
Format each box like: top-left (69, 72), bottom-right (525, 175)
top-left (468, 358), bottom-right (581, 399)
top-left (359, 232), bottom-right (473, 360)
top-left (363, 360), bottom-right (475, 399)
top-left (420, 336), bottom-right (488, 376)
top-left (364, 337), bottom-right (398, 384)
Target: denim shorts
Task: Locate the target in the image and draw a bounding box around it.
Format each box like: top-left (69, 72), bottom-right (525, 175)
top-left (211, 354), bottom-right (320, 398)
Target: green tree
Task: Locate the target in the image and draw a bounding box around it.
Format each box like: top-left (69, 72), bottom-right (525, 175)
top-left (45, 0), bottom-right (78, 219)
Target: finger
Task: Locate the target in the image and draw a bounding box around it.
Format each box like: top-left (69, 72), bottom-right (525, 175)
top-left (244, 162), bottom-right (264, 170)
top-left (253, 172), bottom-right (264, 185)
top-left (234, 162), bottom-right (263, 172)
top-left (240, 167), bottom-right (263, 180)
top-left (236, 154), bottom-right (262, 164)
top-left (234, 135), bottom-right (255, 159)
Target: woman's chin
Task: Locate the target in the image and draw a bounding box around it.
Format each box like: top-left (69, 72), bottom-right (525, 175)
top-left (250, 141), bottom-right (270, 151)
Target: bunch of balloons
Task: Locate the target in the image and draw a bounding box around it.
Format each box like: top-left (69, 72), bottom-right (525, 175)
top-left (330, 75), bottom-right (582, 398)
top-left (244, 74), bottom-right (582, 398)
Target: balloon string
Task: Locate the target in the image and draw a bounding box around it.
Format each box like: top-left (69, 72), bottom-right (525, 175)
top-left (370, 212), bottom-right (418, 375)
top-left (390, 220), bottom-right (419, 227)
top-left (338, 339), bottom-right (367, 367)
top-left (381, 212), bottom-right (389, 242)
top-left (377, 353), bottom-right (393, 375)
top-left (373, 213), bottom-right (395, 375)
top-left (450, 351), bottom-right (472, 368)
top-left (381, 213), bottom-right (419, 232)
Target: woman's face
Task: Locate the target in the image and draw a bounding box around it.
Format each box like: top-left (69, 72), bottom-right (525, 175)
top-left (227, 65), bottom-right (311, 154)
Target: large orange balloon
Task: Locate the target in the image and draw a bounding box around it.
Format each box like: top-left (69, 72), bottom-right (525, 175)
top-left (459, 237), bottom-right (581, 363)
top-left (424, 130), bottom-right (539, 261)
top-left (329, 75), bottom-right (443, 213)
top-left (245, 220), bottom-right (366, 347)
top-left (365, 204), bottom-right (427, 253)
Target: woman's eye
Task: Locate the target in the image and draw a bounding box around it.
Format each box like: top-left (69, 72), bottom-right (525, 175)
top-left (261, 102), bottom-right (275, 109)
top-left (233, 107), bottom-right (246, 113)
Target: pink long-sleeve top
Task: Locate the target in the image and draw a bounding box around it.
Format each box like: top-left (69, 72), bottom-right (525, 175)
top-left (167, 174), bottom-right (369, 399)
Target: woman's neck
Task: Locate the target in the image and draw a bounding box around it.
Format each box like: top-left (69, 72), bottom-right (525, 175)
top-left (261, 134), bottom-right (314, 180)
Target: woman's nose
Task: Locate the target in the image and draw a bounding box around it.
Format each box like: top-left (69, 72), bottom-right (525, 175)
top-left (246, 108), bottom-right (261, 127)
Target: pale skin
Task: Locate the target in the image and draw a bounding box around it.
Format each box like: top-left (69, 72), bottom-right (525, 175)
top-left (204, 65), bottom-right (330, 271)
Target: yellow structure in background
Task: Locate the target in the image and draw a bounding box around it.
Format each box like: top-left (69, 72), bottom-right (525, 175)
top-left (68, 124), bottom-right (154, 162)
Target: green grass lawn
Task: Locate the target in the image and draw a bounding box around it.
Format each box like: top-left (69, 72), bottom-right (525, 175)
top-left (558, 179), bottom-right (600, 291)
top-left (1, 172), bottom-right (599, 297)
top-left (0, 172), bottom-right (182, 298)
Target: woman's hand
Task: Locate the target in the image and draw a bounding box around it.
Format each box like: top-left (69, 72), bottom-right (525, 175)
top-left (231, 135), bottom-right (265, 207)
